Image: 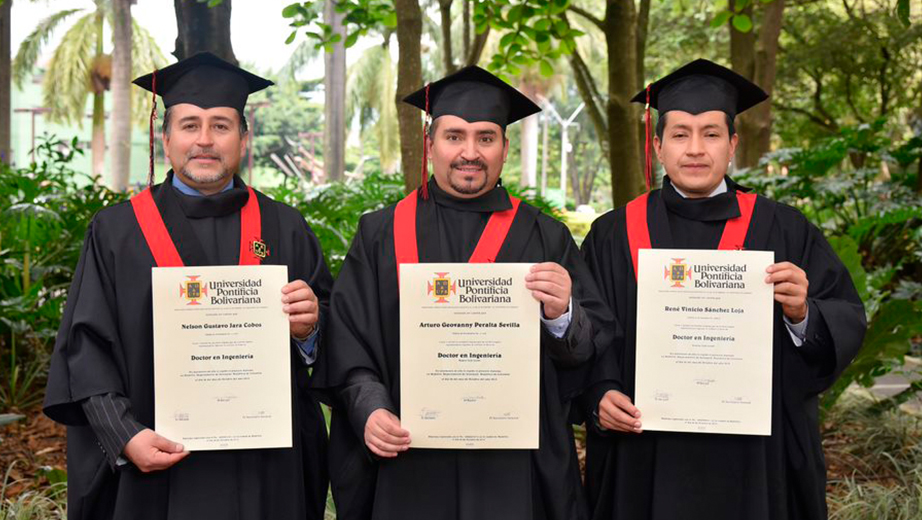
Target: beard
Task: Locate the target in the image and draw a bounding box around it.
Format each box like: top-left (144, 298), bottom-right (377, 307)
top-left (447, 158), bottom-right (490, 195)
top-left (181, 149), bottom-right (234, 184)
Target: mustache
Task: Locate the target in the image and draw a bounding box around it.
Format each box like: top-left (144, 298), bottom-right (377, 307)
top-left (450, 159), bottom-right (487, 170)
top-left (186, 148), bottom-right (223, 161)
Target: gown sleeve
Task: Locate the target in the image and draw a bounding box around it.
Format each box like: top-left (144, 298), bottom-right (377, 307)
top-left (44, 217), bottom-right (131, 425)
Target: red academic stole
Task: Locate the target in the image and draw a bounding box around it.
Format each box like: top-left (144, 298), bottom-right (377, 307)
top-left (392, 190), bottom-right (522, 271)
top-left (625, 190), bottom-right (757, 279)
top-left (130, 186), bottom-right (265, 267)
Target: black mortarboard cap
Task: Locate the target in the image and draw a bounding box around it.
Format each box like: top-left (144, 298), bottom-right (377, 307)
top-left (402, 66), bottom-right (541, 199)
top-left (403, 66), bottom-right (541, 130)
top-left (132, 52), bottom-right (273, 113)
top-left (633, 59), bottom-right (768, 191)
top-left (631, 58), bottom-right (767, 119)
top-left (134, 52), bottom-right (272, 187)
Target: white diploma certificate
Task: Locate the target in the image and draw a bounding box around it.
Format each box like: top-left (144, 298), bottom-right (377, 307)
top-left (399, 263), bottom-right (539, 449)
top-left (151, 265), bottom-right (292, 451)
top-left (635, 249), bottom-right (775, 435)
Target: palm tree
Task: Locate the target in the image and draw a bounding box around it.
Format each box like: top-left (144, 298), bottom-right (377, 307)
top-left (346, 42), bottom-right (400, 174)
top-left (110, 0), bottom-right (132, 191)
top-left (282, 38), bottom-right (400, 176)
top-left (12, 0), bottom-right (166, 183)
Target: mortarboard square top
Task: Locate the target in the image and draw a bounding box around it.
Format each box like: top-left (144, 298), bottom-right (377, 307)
top-left (631, 58), bottom-right (768, 119)
top-left (403, 66), bottom-right (541, 130)
top-left (132, 52), bottom-right (273, 114)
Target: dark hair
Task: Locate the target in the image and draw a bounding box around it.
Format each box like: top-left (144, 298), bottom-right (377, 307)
top-left (655, 112), bottom-right (735, 141)
top-left (162, 106), bottom-right (249, 136)
top-left (427, 117), bottom-right (507, 141)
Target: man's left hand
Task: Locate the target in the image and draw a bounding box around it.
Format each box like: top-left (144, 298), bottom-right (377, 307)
top-left (765, 262), bottom-right (808, 323)
top-left (525, 262), bottom-right (571, 320)
top-left (282, 280), bottom-right (318, 339)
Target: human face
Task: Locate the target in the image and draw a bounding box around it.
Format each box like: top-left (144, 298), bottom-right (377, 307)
top-left (427, 115), bottom-right (509, 198)
top-left (163, 104), bottom-right (247, 195)
top-left (654, 110), bottom-right (738, 198)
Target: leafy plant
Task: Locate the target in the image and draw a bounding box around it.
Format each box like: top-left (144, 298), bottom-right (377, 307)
top-left (737, 119), bottom-right (922, 412)
top-left (824, 390), bottom-right (922, 519)
top-left (0, 136), bottom-right (127, 411)
top-left (0, 462), bottom-right (66, 519)
top-left (282, 1), bottom-right (395, 50)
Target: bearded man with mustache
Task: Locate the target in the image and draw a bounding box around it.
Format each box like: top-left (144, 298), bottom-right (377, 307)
top-left (44, 53), bottom-right (332, 520)
top-left (313, 66), bottom-right (616, 520)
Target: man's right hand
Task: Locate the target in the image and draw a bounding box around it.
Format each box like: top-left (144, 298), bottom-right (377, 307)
top-left (364, 408), bottom-right (411, 458)
top-left (598, 390), bottom-right (643, 433)
top-left (123, 429), bottom-right (189, 472)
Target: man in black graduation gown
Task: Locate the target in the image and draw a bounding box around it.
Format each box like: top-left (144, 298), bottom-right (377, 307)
top-left (313, 66), bottom-right (616, 520)
top-left (580, 59), bottom-right (866, 520)
top-left (43, 53), bottom-right (332, 520)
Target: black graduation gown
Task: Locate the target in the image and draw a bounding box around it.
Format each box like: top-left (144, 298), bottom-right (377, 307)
top-left (44, 173), bottom-right (333, 520)
top-left (313, 180), bottom-right (617, 520)
top-left (580, 177), bottom-right (866, 520)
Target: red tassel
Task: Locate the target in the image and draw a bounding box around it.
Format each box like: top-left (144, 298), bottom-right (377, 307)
top-left (644, 84), bottom-right (652, 191)
top-left (148, 69), bottom-right (158, 187)
top-left (420, 83), bottom-right (431, 200)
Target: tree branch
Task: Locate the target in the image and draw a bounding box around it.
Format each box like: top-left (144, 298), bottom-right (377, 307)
top-left (807, 69), bottom-right (838, 129)
top-left (841, 0), bottom-right (855, 20)
top-left (462, 0), bottom-right (470, 60)
top-left (635, 0), bottom-right (651, 88)
top-left (775, 103), bottom-right (839, 131)
top-left (879, 46), bottom-right (890, 117)
top-left (438, 0), bottom-right (456, 74)
top-left (843, 73), bottom-right (866, 123)
top-left (465, 25), bottom-right (489, 66)
top-left (568, 46), bottom-right (608, 146)
top-left (567, 3), bottom-right (604, 31)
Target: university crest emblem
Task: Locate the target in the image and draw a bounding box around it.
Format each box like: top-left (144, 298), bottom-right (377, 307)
top-left (179, 275), bottom-right (207, 305)
top-left (664, 258), bottom-right (692, 288)
top-left (427, 272), bottom-right (456, 303)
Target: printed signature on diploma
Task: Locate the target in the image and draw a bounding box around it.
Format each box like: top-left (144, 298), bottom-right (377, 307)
top-left (653, 390), bottom-right (671, 402)
top-left (419, 408), bottom-right (442, 420)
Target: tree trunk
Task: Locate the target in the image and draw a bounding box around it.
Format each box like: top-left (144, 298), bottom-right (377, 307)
top-left (465, 26), bottom-right (489, 67)
top-left (462, 0), bottom-right (470, 61)
top-left (173, 0), bottom-right (237, 64)
top-left (732, 0), bottom-right (784, 168)
top-left (917, 149), bottom-right (922, 193)
top-left (605, 0), bottom-right (643, 207)
top-left (395, 0), bottom-right (423, 193)
top-left (0, 0), bottom-right (11, 165)
top-left (439, 0), bottom-right (456, 74)
top-left (518, 81), bottom-right (538, 189)
top-left (635, 0), bottom-right (651, 178)
top-left (520, 113), bottom-right (538, 188)
top-left (91, 12), bottom-right (106, 179)
top-left (92, 93), bottom-right (106, 178)
top-left (110, 0), bottom-right (133, 191)
top-left (569, 140), bottom-right (581, 206)
top-left (323, 0), bottom-right (346, 182)
top-left (729, 1), bottom-right (756, 79)
top-left (635, 0), bottom-right (651, 89)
